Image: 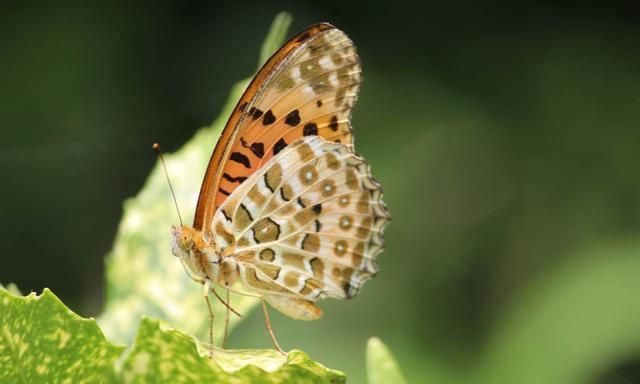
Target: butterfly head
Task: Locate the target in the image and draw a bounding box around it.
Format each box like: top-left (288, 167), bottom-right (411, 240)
top-left (171, 225), bottom-right (196, 258)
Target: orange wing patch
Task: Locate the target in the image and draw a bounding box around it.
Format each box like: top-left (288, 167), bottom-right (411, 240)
top-left (194, 23), bottom-right (362, 237)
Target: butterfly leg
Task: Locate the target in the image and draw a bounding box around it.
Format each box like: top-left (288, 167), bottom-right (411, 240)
top-left (261, 298), bottom-right (286, 355)
top-left (222, 289), bottom-right (230, 348)
top-left (203, 280), bottom-right (215, 358)
top-left (210, 286), bottom-right (244, 318)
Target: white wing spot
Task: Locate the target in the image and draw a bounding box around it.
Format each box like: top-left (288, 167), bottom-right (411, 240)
top-left (329, 72), bottom-right (339, 87)
top-left (290, 66), bottom-right (301, 82)
top-left (319, 56), bottom-right (332, 69)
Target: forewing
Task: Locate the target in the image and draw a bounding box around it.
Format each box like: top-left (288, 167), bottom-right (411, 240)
top-left (195, 23), bottom-right (362, 235)
top-left (212, 137), bottom-right (389, 301)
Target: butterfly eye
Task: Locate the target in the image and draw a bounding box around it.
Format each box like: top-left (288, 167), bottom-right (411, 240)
top-left (181, 234), bottom-right (193, 250)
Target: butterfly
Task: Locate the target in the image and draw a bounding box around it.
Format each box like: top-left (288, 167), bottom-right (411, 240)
top-left (167, 22), bottom-right (389, 353)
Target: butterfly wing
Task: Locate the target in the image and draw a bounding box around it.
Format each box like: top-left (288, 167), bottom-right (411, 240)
top-left (211, 136), bottom-right (389, 316)
top-left (194, 23), bottom-right (362, 237)
top-left (213, 136), bottom-right (389, 314)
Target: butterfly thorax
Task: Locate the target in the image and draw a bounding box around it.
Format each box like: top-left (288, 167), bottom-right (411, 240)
top-left (171, 225), bottom-right (239, 287)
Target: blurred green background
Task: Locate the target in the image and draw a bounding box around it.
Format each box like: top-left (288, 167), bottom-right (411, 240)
top-left (2, 2), bottom-right (640, 383)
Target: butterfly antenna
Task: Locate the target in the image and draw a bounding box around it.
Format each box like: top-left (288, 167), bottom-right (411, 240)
top-left (152, 143), bottom-right (184, 227)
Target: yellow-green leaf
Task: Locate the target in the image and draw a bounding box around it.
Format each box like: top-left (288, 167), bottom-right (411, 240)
top-left (0, 287), bottom-right (125, 383)
top-left (367, 337), bottom-right (408, 384)
top-left (120, 318), bottom-right (346, 383)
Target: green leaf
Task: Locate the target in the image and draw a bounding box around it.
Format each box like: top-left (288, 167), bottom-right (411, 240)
top-left (367, 337), bottom-right (408, 384)
top-left (0, 283), bottom-right (22, 296)
top-left (258, 12), bottom-right (293, 67)
top-left (97, 12), bottom-right (294, 347)
top-left (0, 286), bottom-right (346, 383)
top-left (120, 318), bottom-right (346, 383)
top-left (0, 287), bottom-right (125, 383)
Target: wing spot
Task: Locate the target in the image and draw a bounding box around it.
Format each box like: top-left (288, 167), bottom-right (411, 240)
top-left (215, 222), bottom-right (235, 248)
top-left (248, 107), bottom-right (264, 120)
top-left (339, 215), bottom-right (354, 231)
top-left (246, 267), bottom-right (287, 292)
top-left (299, 165), bottom-right (318, 185)
top-left (302, 234), bottom-right (321, 253)
top-left (342, 267), bottom-right (354, 282)
top-left (334, 240), bottom-right (348, 256)
top-left (282, 252), bottom-right (305, 269)
top-left (250, 142), bottom-right (265, 158)
top-left (352, 242), bottom-right (366, 268)
top-left (303, 122), bottom-right (318, 136)
top-left (264, 163), bottom-right (282, 192)
top-left (321, 179), bottom-right (336, 197)
top-left (345, 168), bottom-right (359, 189)
top-left (294, 207), bottom-right (318, 225)
top-left (335, 89), bottom-right (346, 107)
top-left (310, 257), bottom-right (324, 278)
top-left (284, 271), bottom-right (300, 288)
top-left (253, 218), bottom-right (280, 243)
top-left (262, 110), bottom-right (276, 125)
top-left (325, 152), bottom-right (341, 170)
top-left (284, 109), bottom-right (300, 127)
top-left (230, 152), bottom-right (251, 168)
top-left (356, 217), bottom-right (372, 239)
top-left (247, 184), bottom-right (266, 206)
top-left (234, 204), bottom-right (253, 229)
top-left (296, 143), bottom-right (315, 162)
top-left (357, 192), bottom-right (370, 213)
top-left (300, 278), bottom-right (320, 295)
top-left (285, 110), bottom-right (301, 126)
top-left (280, 183), bottom-right (293, 201)
top-left (222, 173), bottom-right (248, 183)
top-left (331, 52), bottom-right (344, 65)
top-left (257, 264), bottom-right (280, 280)
top-left (273, 138), bottom-right (288, 155)
top-left (259, 248), bottom-right (275, 262)
top-left (329, 115), bottom-right (339, 131)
